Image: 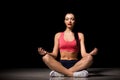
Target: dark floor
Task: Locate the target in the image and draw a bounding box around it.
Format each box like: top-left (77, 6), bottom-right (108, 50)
top-left (0, 68), bottom-right (120, 80)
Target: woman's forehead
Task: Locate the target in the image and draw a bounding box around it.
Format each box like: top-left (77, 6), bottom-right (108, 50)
top-left (65, 13), bottom-right (75, 18)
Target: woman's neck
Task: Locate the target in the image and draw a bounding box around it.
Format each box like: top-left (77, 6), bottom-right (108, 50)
top-left (64, 28), bottom-right (73, 32)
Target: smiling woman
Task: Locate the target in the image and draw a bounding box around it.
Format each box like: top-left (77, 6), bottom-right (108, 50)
top-left (37, 12), bottom-right (98, 77)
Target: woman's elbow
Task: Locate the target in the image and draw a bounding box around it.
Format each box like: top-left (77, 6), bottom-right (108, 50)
top-left (48, 52), bottom-right (58, 58)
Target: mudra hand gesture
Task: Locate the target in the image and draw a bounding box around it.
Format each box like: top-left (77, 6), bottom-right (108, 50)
top-left (38, 47), bottom-right (48, 56)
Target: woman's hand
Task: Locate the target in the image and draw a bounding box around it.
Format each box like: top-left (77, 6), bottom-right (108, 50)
top-left (89, 47), bottom-right (98, 56)
top-left (38, 47), bottom-right (48, 56)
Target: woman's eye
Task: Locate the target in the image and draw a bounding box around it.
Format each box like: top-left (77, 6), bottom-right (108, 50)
top-left (65, 18), bottom-right (75, 21)
top-left (65, 18), bottom-right (69, 21)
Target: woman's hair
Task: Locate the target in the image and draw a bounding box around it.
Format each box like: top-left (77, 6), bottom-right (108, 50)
top-left (64, 12), bottom-right (79, 42)
top-left (64, 12), bottom-right (76, 19)
top-left (64, 12), bottom-right (80, 47)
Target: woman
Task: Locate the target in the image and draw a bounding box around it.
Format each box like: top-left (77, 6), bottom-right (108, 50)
top-left (38, 12), bottom-right (98, 77)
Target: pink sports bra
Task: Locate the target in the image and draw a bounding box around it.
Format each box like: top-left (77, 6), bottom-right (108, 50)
top-left (58, 32), bottom-right (79, 53)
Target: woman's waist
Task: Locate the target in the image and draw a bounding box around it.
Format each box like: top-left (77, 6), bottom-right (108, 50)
top-left (60, 50), bottom-right (78, 54)
top-left (60, 52), bottom-right (78, 60)
top-left (60, 57), bottom-right (78, 60)
top-left (60, 49), bottom-right (78, 53)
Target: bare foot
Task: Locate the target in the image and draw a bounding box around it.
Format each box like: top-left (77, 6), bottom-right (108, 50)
top-left (89, 48), bottom-right (98, 56)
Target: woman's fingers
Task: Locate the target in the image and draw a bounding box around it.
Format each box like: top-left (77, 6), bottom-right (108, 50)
top-left (38, 47), bottom-right (47, 55)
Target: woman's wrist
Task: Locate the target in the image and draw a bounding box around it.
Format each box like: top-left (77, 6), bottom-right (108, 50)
top-left (43, 51), bottom-right (48, 56)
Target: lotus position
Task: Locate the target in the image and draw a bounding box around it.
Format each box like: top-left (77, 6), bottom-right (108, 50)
top-left (38, 12), bottom-right (98, 77)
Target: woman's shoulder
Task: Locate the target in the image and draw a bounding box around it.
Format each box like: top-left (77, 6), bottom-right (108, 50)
top-left (77, 32), bottom-right (84, 39)
top-left (77, 32), bottom-right (84, 36)
top-left (56, 31), bottom-right (63, 34)
top-left (54, 32), bottom-right (63, 38)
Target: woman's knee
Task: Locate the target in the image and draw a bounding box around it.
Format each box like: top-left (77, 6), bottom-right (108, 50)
top-left (42, 54), bottom-right (51, 62)
top-left (85, 54), bottom-right (93, 62)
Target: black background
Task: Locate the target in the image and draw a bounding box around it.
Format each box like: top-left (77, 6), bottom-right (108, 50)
top-left (1, 0), bottom-right (119, 69)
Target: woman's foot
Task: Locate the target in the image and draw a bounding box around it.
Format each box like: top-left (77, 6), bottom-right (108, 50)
top-left (49, 70), bottom-right (64, 77)
top-left (49, 70), bottom-right (88, 77)
top-left (73, 70), bottom-right (89, 77)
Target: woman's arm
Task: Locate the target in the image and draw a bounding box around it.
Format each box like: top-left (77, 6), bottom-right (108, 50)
top-left (78, 32), bottom-right (98, 57)
top-left (49, 32), bottom-right (61, 58)
top-left (38, 32), bottom-right (61, 58)
top-left (78, 32), bottom-right (89, 57)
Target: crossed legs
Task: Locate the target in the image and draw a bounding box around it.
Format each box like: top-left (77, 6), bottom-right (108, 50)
top-left (42, 53), bottom-right (94, 77)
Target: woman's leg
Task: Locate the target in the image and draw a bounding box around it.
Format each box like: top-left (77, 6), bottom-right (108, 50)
top-left (68, 54), bottom-right (93, 72)
top-left (42, 54), bottom-right (73, 76)
top-left (68, 48), bottom-right (98, 72)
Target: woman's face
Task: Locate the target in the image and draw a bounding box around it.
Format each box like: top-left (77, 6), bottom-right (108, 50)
top-left (64, 13), bottom-right (75, 29)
